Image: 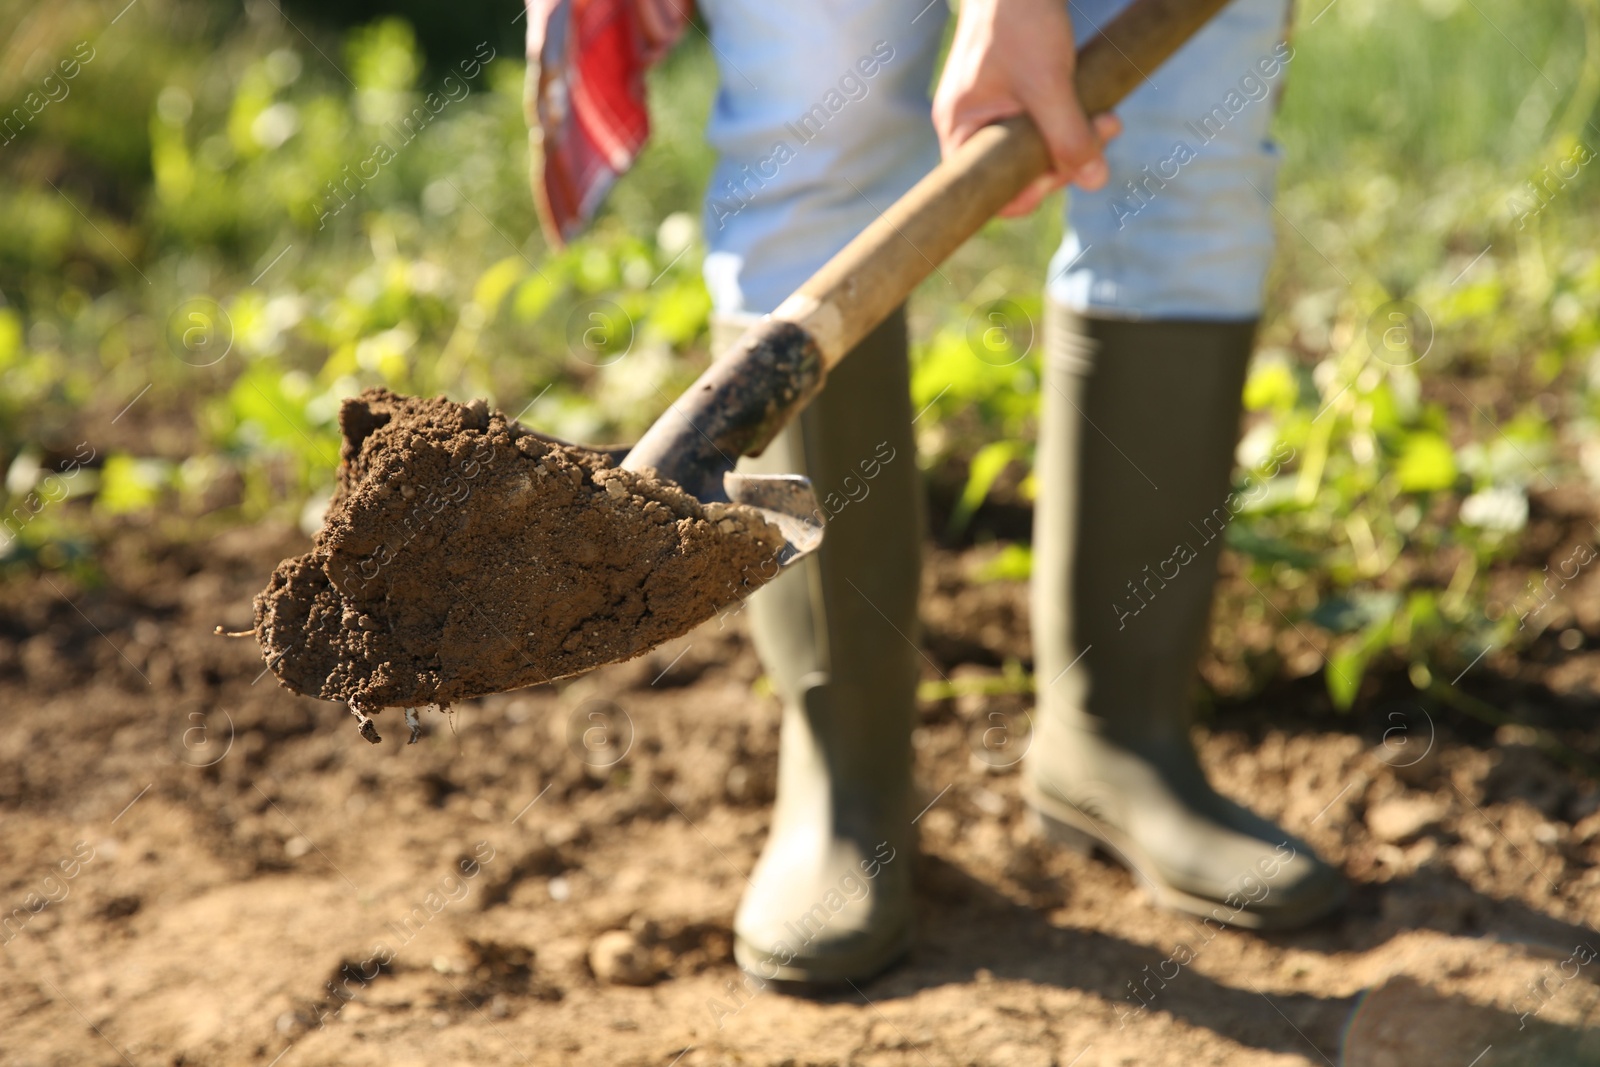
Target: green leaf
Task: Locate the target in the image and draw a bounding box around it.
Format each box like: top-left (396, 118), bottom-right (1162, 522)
top-left (1326, 643), bottom-right (1368, 710)
top-left (948, 440), bottom-right (1018, 537)
top-left (0, 308), bottom-right (20, 370)
top-left (1225, 524), bottom-right (1322, 568)
top-left (512, 273), bottom-right (559, 323)
top-left (228, 365), bottom-right (336, 457)
top-left (346, 17), bottom-right (421, 93)
top-left (1395, 431), bottom-right (1457, 492)
top-left (1243, 359), bottom-right (1298, 411)
top-left (472, 256), bottom-right (524, 316)
top-left (644, 279), bottom-right (711, 348)
top-left (975, 543), bottom-right (1033, 582)
top-left (1325, 609), bottom-right (1396, 710)
top-left (1308, 589), bottom-right (1401, 634)
top-left (96, 455), bottom-right (172, 515)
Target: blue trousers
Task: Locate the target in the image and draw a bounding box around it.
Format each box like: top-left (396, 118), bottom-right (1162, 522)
top-left (696, 0), bottom-right (1293, 319)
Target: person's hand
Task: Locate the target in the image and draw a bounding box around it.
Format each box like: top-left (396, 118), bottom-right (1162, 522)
top-left (932, 0), bottom-right (1122, 217)
top-left (633, 0), bottom-right (694, 64)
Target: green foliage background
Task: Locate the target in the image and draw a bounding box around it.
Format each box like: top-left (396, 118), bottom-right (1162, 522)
top-left (2, 0), bottom-right (1599, 710)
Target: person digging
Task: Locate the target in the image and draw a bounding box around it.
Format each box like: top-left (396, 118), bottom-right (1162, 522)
top-left (248, 0), bottom-right (1344, 985)
top-left (523, 0), bottom-right (1348, 985)
top-left (225, 0), bottom-right (1351, 989)
top-left (511, 0), bottom-right (1353, 985)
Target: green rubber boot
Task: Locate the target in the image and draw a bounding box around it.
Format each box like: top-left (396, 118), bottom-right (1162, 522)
top-left (1026, 302), bottom-right (1347, 930)
top-left (714, 309), bottom-right (921, 985)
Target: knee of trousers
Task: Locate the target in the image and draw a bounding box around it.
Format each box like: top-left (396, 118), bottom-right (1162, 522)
top-left (1050, 0), bottom-right (1294, 320)
top-left (697, 0), bottom-right (945, 313)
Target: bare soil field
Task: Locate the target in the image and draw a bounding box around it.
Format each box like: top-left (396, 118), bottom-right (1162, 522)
top-left (2, 517), bottom-right (1599, 1066)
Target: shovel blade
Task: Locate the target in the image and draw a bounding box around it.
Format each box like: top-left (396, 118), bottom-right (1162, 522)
top-left (723, 471), bottom-right (824, 568)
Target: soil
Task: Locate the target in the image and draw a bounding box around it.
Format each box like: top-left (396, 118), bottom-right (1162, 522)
top-left (253, 390), bottom-right (784, 723)
top-left (3, 519), bottom-right (1600, 1066)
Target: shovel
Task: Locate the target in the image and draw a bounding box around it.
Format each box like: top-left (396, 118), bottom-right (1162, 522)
top-left (251, 0), bottom-right (1235, 734)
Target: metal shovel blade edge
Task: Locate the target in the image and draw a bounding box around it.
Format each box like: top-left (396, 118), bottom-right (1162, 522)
top-left (723, 470), bottom-right (824, 569)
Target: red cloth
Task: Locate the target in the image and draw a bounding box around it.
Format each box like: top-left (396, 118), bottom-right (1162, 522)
top-left (524, 0), bottom-right (653, 246)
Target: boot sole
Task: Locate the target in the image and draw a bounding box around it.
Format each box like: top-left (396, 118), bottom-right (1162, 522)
top-left (733, 922), bottom-right (913, 988)
top-left (1024, 784), bottom-right (1347, 932)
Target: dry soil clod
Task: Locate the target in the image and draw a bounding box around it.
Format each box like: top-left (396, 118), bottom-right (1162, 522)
top-left (588, 929), bottom-right (658, 986)
top-left (350, 706), bottom-right (381, 745)
top-left (253, 389), bottom-right (785, 721)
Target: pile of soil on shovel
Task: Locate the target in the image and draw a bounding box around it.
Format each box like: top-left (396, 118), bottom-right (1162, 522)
top-left (252, 389), bottom-right (784, 722)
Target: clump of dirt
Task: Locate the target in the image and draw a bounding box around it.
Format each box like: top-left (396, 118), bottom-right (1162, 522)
top-left (252, 389), bottom-right (784, 723)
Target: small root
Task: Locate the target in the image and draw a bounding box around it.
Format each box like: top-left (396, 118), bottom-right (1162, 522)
top-left (349, 705), bottom-right (381, 744)
top-left (214, 626), bottom-right (257, 638)
top-left (404, 707), bottom-right (421, 745)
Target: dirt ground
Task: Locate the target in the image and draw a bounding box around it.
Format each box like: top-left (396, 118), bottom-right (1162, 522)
top-left (3, 517), bottom-right (1600, 1066)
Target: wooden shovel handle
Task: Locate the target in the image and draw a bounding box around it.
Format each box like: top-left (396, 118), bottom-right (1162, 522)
top-left (772, 0), bottom-right (1235, 367)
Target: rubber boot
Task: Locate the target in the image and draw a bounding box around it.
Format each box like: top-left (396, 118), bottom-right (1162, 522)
top-left (1026, 302), bottom-right (1347, 930)
top-left (713, 309), bottom-right (921, 984)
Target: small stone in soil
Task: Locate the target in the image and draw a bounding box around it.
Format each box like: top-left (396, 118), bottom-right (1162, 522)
top-left (589, 930), bottom-right (657, 986)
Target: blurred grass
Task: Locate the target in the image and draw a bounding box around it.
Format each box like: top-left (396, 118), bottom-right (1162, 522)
top-left (1, 0), bottom-right (1598, 707)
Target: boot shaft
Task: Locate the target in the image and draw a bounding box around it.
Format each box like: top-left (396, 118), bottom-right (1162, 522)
top-left (712, 310), bottom-right (923, 830)
top-left (1032, 304), bottom-right (1256, 743)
